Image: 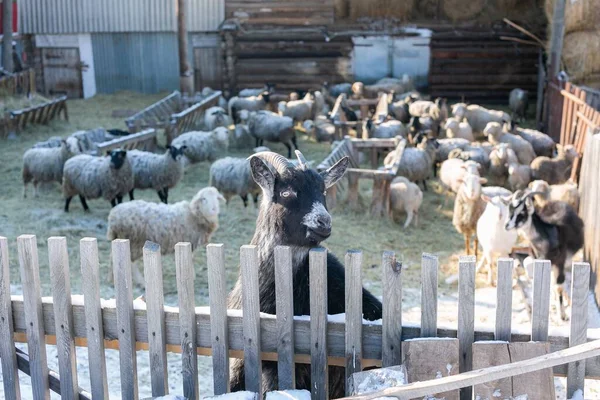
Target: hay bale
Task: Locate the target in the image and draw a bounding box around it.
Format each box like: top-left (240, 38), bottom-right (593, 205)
top-left (348, 0), bottom-right (415, 19)
top-left (562, 30), bottom-right (600, 83)
top-left (545, 0), bottom-right (600, 34)
top-left (443, 0), bottom-right (485, 21)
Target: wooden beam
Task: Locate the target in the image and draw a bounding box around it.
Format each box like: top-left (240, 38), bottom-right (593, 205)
top-left (547, 0), bottom-right (566, 77)
top-left (2, 0), bottom-right (13, 72)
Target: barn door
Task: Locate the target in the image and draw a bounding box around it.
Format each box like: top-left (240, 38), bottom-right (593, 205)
top-left (193, 34), bottom-right (223, 91)
top-left (41, 47), bottom-right (84, 98)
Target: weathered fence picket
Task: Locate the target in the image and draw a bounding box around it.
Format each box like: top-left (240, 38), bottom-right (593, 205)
top-left (310, 248), bottom-right (329, 399)
top-left (421, 253), bottom-right (438, 337)
top-left (241, 245), bottom-right (262, 394)
top-left (0, 237), bottom-right (20, 399)
top-left (495, 258), bottom-right (514, 341)
top-left (345, 250), bottom-right (363, 395)
top-left (457, 256), bottom-right (475, 400)
top-left (568, 263), bottom-right (591, 397)
top-left (274, 246), bottom-right (295, 390)
top-left (532, 260), bottom-right (551, 342)
top-left (381, 251), bottom-right (402, 368)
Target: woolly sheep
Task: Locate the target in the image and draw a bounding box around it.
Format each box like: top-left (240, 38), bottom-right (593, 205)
top-left (67, 128), bottom-right (121, 154)
top-left (387, 137), bottom-right (438, 191)
top-left (238, 83), bottom-right (274, 98)
top-left (435, 138), bottom-right (470, 163)
top-left (365, 119), bottom-right (408, 139)
top-left (505, 147), bottom-right (531, 191)
top-left (508, 122), bottom-right (555, 158)
top-left (452, 103), bottom-right (511, 135)
top-left (409, 98), bottom-right (448, 121)
top-left (443, 117), bottom-right (474, 141)
top-left (509, 88), bottom-right (529, 122)
top-left (484, 122), bottom-right (536, 165)
top-left (389, 176), bottom-right (423, 228)
top-left (448, 146), bottom-right (489, 175)
top-left (171, 127), bottom-right (229, 164)
top-left (228, 92), bottom-right (271, 122)
top-left (322, 82), bottom-right (352, 104)
top-left (439, 158), bottom-right (480, 209)
top-left (230, 123), bottom-right (254, 149)
top-left (62, 149), bottom-right (134, 212)
top-left (362, 76), bottom-right (414, 98)
top-left (476, 195), bottom-right (518, 285)
top-left (127, 145), bottom-right (186, 203)
top-left (388, 98), bottom-right (411, 123)
top-left (204, 106), bottom-right (233, 131)
top-left (23, 140), bottom-right (72, 198)
top-left (247, 110), bottom-right (297, 158)
top-left (106, 186), bottom-right (225, 283)
top-left (530, 144), bottom-right (578, 185)
top-left (529, 179), bottom-right (580, 211)
top-left (302, 118), bottom-right (335, 143)
top-left (277, 94), bottom-right (314, 122)
top-left (209, 157), bottom-right (261, 208)
top-left (487, 143), bottom-right (510, 187)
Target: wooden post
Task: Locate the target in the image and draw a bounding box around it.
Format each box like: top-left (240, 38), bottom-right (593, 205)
top-left (457, 256), bottom-right (475, 400)
top-left (275, 246), bottom-right (295, 390)
top-left (310, 248), bottom-right (329, 399)
top-left (241, 245), bottom-right (262, 394)
top-left (177, 0), bottom-right (194, 94)
top-left (345, 250), bottom-right (363, 395)
top-left (548, 0), bottom-right (566, 77)
top-left (2, 0), bottom-right (13, 72)
top-left (382, 251), bottom-right (402, 367)
top-left (0, 237), bottom-right (20, 399)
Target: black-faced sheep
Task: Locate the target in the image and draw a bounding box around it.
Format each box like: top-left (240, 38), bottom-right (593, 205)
top-left (171, 127), bottom-right (229, 164)
top-left (530, 144), bottom-right (578, 185)
top-left (23, 140), bottom-right (72, 198)
top-left (204, 106), bottom-right (233, 131)
top-left (62, 149), bottom-right (134, 212)
top-left (228, 92), bottom-right (271, 123)
top-left (209, 157), bottom-right (261, 208)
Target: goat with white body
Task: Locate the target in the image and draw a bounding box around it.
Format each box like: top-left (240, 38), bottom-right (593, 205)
top-left (389, 176), bottom-right (423, 228)
top-left (209, 157), bottom-right (261, 208)
top-left (484, 122), bottom-right (536, 165)
top-left (22, 140), bottom-right (72, 198)
top-left (171, 127), bottom-right (229, 164)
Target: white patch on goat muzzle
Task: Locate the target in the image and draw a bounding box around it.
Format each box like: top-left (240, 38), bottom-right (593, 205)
top-left (302, 202), bottom-right (331, 231)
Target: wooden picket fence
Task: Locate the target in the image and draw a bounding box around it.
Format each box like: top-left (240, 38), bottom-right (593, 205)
top-left (0, 235), bottom-right (599, 400)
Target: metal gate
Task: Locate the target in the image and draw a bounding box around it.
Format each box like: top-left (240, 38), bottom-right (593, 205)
top-left (41, 47), bottom-right (84, 98)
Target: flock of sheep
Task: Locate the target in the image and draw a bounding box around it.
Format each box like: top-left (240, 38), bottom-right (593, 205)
top-left (19, 79), bottom-right (584, 312)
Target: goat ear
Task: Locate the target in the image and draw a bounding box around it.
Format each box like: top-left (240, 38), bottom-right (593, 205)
top-left (249, 156), bottom-right (276, 194)
top-left (321, 156), bottom-right (349, 189)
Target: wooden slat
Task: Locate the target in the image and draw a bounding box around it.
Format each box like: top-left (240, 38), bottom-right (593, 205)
top-left (531, 260), bottom-right (551, 342)
top-left (421, 253), bottom-right (438, 337)
top-left (241, 245), bottom-right (262, 394)
top-left (457, 256), bottom-right (475, 400)
top-left (310, 248), bottom-right (329, 399)
top-left (143, 242), bottom-right (168, 396)
top-left (207, 243), bottom-right (230, 394)
top-left (0, 237), bottom-right (20, 399)
top-left (17, 234), bottom-right (49, 399)
top-left (567, 262), bottom-right (591, 398)
top-left (345, 250), bottom-right (363, 395)
top-left (274, 246), bottom-right (295, 390)
top-left (96, 129), bottom-right (157, 154)
top-left (495, 258), bottom-right (513, 342)
top-left (79, 238), bottom-right (108, 400)
top-left (381, 251), bottom-right (402, 367)
top-left (112, 239), bottom-right (139, 400)
top-left (48, 237), bottom-right (78, 400)
top-left (175, 243), bottom-right (198, 400)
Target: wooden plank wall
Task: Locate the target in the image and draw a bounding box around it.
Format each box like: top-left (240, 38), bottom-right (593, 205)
top-left (226, 0), bottom-right (334, 26)
top-left (429, 29), bottom-right (540, 103)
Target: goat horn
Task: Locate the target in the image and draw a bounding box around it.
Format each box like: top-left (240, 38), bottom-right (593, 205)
top-left (295, 150), bottom-right (309, 171)
top-left (249, 151), bottom-right (293, 175)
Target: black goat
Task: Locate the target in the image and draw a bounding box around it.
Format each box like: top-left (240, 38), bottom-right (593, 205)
top-left (505, 189), bottom-right (584, 320)
top-left (228, 151), bottom-right (382, 398)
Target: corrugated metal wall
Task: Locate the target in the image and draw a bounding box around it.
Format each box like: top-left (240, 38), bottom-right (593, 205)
top-left (20, 0), bottom-right (224, 34)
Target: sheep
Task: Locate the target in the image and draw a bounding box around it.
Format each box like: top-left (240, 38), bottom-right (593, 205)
top-left (227, 151), bottom-right (382, 398)
top-left (453, 172), bottom-right (511, 256)
top-left (312, 90), bottom-right (326, 119)
top-left (204, 106), bottom-right (233, 131)
top-left (435, 138), bottom-right (470, 164)
top-left (32, 136), bottom-right (64, 149)
top-left (530, 144), bottom-right (578, 185)
top-left (389, 176), bottom-right (423, 228)
top-left (451, 103), bottom-right (511, 136)
top-left (438, 159), bottom-right (480, 209)
top-left (529, 179), bottom-right (580, 211)
top-left (448, 146), bottom-right (489, 175)
top-left (209, 157), bottom-right (261, 208)
top-left (408, 116), bottom-right (440, 142)
top-left (302, 118), bottom-right (336, 143)
top-left (487, 143), bottom-right (510, 187)
top-left (443, 117), bottom-right (474, 141)
top-left (388, 98), bottom-right (411, 123)
top-left (228, 92), bottom-right (271, 122)
top-left (476, 194), bottom-right (518, 285)
top-left (230, 123), bottom-right (254, 149)
top-left (505, 189), bottom-right (584, 320)
top-left (127, 145), bottom-right (186, 204)
top-left (322, 82), bottom-right (352, 104)
top-left (506, 121), bottom-right (555, 158)
top-left (362, 76), bottom-right (414, 98)
top-left (505, 147), bottom-right (531, 191)
top-left (171, 127), bottom-right (229, 164)
top-left (22, 140), bottom-right (72, 198)
top-left (62, 149), bottom-right (134, 212)
top-left (67, 128), bottom-right (121, 154)
top-left (107, 186), bottom-right (224, 283)
top-left (388, 137), bottom-right (438, 191)
top-left (408, 97), bottom-right (448, 121)
top-left (247, 110), bottom-right (297, 158)
top-left (484, 122), bottom-right (536, 165)
top-left (277, 95), bottom-right (314, 123)
top-left (509, 88), bottom-right (529, 122)
top-left (238, 83), bottom-right (274, 98)
top-left (365, 119), bottom-right (408, 139)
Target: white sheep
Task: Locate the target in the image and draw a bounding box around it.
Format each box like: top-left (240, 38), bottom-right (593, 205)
top-left (530, 144), bottom-right (578, 185)
top-left (209, 157), bottom-right (261, 208)
top-left (451, 103), bottom-right (511, 136)
top-left (487, 143), bottom-right (510, 187)
top-left (476, 195), bottom-right (518, 285)
top-left (505, 147), bottom-right (531, 191)
top-left (62, 149), bottom-right (134, 212)
top-left (228, 92), bottom-right (271, 122)
top-left (529, 179), bottom-right (580, 211)
top-left (365, 119), bottom-right (408, 139)
top-left (484, 122), bottom-right (536, 165)
top-left (204, 106), bottom-right (233, 131)
top-left (22, 140), bottom-right (72, 198)
top-left (508, 122), bottom-right (555, 158)
top-left (439, 158), bottom-right (480, 209)
top-left (389, 176), bottom-right (423, 228)
top-left (106, 186), bottom-right (225, 284)
top-left (277, 94), bottom-right (314, 123)
top-left (171, 127), bottom-right (229, 164)
top-left (127, 145), bottom-right (186, 203)
top-left (443, 117), bottom-right (474, 141)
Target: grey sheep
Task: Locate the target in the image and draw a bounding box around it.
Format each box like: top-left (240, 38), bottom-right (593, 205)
top-left (171, 127), bottom-right (229, 164)
top-left (302, 117), bottom-right (336, 143)
top-left (484, 122), bottom-right (536, 165)
top-left (448, 145), bottom-right (490, 175)
top-left (127, 145), bottom-right (187, 204)
top-left (247, 110), bottom-right (297, 158)
top-left (386, 137), bottom-right (439, 191)
top-left (62, 149), bottom-right (134, 212)
top-left (435, 138), bottom-right (470, 163)
top-left (452, 103), bottom-right (511, 136)
top-left (529, 179), bottom-right (580, 211)
top-left (23, 140), bottom-right (72, 198)
top-left (107, 187), bottom-right (225, 283)
top-left (230, 123), bottom-right (254, 149)
top-left (209, 157), bottom-right (261, 208)
top-left (228, 92), bottom-right (271, 122)
top-left (322, 82), bottom-right (352, 104)
top-left (505, 147), bottom-right (532, 191)
top-left (67, 128), bottom-right (121, 154)
top-left (509, 88), bottom-right (529, 122)
top-left (365, 119), bottom-right (408, 139)
top-left (204, 106), bottom-right (233, 131)
top-left (508, 121), bottom-right (555, 158)
top-left (238, 83), bottom-right (274, 98)
top-left (530, 144), bottom-right (578, 185)
top-left (487, 143), bottom-right (510, 187)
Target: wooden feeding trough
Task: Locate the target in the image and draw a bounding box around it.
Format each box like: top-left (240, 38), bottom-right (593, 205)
top-left (329, 93), bottom-right (391, 140)
top-left (0, 95), bottom-right (68, 138)
top-left (317, 136), bottom-right (406, 218)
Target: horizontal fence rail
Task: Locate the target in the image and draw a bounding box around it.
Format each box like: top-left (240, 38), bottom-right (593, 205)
top-left (0, 235), bottom-right (596, 399)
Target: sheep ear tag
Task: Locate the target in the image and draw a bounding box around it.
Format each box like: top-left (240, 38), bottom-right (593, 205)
top-left (321, 156), bottom-right (349, 189)
top-left (249, 156), bottom-right (275, 194)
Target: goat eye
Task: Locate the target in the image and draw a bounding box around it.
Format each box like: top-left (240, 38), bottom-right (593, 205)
top-left (281, 191), bottom-right (291, 198)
